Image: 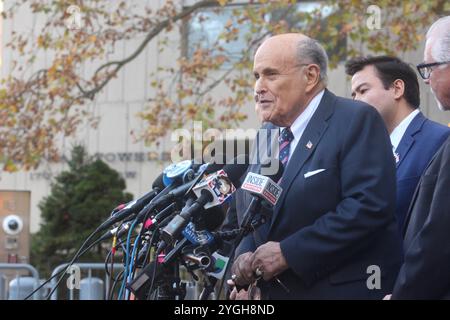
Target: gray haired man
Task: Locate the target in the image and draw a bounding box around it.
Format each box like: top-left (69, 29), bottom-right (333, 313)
top-left (388, 16), bottom-right (450, 299)
top-left (227, 33), bottom-right (402, 299)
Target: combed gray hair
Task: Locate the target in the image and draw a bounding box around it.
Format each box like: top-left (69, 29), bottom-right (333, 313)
top-left (426, 16), bottom-right (450, 61)
top-left (297, 38), bottom-right (329, 83)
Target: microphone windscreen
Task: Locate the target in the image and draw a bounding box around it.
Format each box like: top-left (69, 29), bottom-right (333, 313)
top-left (222, 154), bottom-right (250, 188)
top-left (197, 206), bottom-right (226, 231)
top-left (203, 153), bottom-right (227, 174)
top-left (261, 159), bottom-right (284, 182)
top-left (151, 172), bottom-right (165, 190)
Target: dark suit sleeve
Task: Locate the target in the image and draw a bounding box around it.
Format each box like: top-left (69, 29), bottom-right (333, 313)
top-left (280, 104), bottom-right (397, 285)
top-left (392, 141), bottom-right (450, 299)
top-left (222, 193), bottom-right (256, 257)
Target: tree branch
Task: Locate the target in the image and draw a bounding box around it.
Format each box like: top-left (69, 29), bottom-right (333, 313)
top-left (78, 0), bottom-right (220, 100)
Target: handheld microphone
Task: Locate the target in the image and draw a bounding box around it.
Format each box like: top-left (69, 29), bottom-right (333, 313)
top-left (137, 158), bottom-right (227, 221)
top-left (241, 171), bottom-right (283, 206)
top-left (97, 173), bottom-right (165, 232)
top-left (160, 155), bottom-right (249, 248)
top-left (98, 158), bottom-right (200, 233)
top-left (239, 159), bottom-right (284, 223)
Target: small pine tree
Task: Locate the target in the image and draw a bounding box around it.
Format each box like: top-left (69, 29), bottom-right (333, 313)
top-left (31, 145), bottom-right (133, 277)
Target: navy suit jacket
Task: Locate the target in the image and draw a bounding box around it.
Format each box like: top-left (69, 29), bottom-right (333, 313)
top-left (394, 112), bottom-right (450, 232)
top-left (231, 89), bottom-right (403, 299)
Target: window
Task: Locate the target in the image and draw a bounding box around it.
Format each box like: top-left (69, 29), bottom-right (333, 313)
top-left (184, 2), bottom-right (346, 65)
top-left (184, 4), bottom-right (253, 66)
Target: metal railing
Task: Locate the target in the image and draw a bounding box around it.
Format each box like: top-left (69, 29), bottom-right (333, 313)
top-left (50, 263), bottom-right (124, 300)
top-left (0, 263), bottom-right (202, 300)
top-left (0, 263), bottom-right (40, 300)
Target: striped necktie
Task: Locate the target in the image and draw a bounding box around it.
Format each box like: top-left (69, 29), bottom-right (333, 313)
top-left (279, 127), bottom-right (294, 168)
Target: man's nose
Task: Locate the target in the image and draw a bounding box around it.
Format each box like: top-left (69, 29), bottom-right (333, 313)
top-left (254, 79), bottom-right (267, 97)
top-left (424, 78), bottom-right (430, 85)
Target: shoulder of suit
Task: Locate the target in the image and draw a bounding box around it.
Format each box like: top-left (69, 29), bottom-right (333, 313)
top-left (432, 135), bottom-right (450, 161)
top-left (422, 117), bottom-right (450, 135)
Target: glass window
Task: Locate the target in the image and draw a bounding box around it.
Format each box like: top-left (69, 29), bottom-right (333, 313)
top-left (185, 4), bottom-right (253, 66)
top-left (184, 2), bottom-right (346, 66)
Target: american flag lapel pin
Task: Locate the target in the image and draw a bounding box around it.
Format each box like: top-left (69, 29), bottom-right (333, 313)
top-left (306, 141), bottom-right (313, 149)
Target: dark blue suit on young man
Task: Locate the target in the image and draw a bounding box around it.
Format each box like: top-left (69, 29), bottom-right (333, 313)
top-left (394, 112), bottom-right (450, 232)
top-left (230, 89), bottom-right (403, 299)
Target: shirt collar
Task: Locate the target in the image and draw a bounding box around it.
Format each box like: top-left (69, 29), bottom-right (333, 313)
top-left (282, 89), bottom-right (325, 140)
top-left (390, 109), bottom-right (420, 151)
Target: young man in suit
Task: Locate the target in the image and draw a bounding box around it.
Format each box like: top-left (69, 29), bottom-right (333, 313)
top-left (387, 16), bottom-right (450, 299)
top-left (227, 33), bottom-right (403, 299)
top-left (345, 56), bottom-right (450, 233)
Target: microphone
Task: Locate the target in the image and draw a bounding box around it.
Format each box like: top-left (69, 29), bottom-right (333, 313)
top-left (240, 164), bottom-right (284, 207)
top-left (179, 220), bottom-right (236, 280)
top-left (236, 159), bottom-right (284, 240)
top-left (160, 155), bottom-right (249, 248)
top-left (162, 159), bottom-right (196, 187)
top-left (96, 201), bottom-right (179, 244)
top-left (97, 158), bottom-right (229, 241)
top-left (137, 158), bottom-right (228, 219)
top-left (97, 158), bottom-right (201, 233)
top-left (97, 173), bottom-right (165, 232)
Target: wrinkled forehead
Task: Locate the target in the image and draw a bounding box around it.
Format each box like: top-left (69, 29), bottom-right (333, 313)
top-left (253, 40), bottom-right (298, 70)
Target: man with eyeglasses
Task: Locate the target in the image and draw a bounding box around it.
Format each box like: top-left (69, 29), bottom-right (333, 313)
top-left (417, 62), bottom-right (450, 111)
top-left (387, 16), bottom-right (450, 299)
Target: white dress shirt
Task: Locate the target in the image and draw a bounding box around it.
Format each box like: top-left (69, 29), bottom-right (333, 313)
top-left (282, 90), bottom-right (325, 162)
top-left (390, 109), bottom-right (420, 154)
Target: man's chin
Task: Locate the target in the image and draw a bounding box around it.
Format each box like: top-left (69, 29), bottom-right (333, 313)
top-left (435, 97), bottom-right (449, 111)
top-left (431, 88), bottom-right (450, 111)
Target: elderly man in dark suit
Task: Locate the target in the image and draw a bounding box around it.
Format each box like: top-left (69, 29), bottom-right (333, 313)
top-left (388, 16), bottom-right (450, 300)
top-left (226, 33), bottom-right (403, 299)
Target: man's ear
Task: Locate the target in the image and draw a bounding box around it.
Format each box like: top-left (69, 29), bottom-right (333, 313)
top-left (392, 79), bottom-right (405, 100)
top-left (305, 64), bottom-right (321, 93)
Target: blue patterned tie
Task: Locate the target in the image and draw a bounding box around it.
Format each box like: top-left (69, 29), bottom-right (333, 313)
top-left (279, 127), bottom-right (294, 168)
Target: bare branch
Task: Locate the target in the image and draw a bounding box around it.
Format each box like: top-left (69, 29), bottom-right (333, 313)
top-left (78, 0), bottom-right (220, 100)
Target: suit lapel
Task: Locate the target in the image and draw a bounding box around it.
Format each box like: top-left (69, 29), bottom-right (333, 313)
top-left (395, 112), bottom-right (425, 169)
top-left (239, 123), bottom-right (280, 244)
top-left (269, 89), bottom-right (336, 231)
top-left (241, 123), bottom-right (271, 211)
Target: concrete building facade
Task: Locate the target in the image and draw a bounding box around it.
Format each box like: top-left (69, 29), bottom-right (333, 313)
top-left (0, 1), bottom-right (449, 238)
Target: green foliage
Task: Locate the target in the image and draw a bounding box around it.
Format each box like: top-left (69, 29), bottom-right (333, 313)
top-left (30, 145), bottom-right (133, 277)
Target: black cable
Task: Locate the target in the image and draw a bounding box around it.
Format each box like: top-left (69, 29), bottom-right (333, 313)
top-left (24, 224), bottom-right (136, 300)
top-left (143, 229), bottom-right (159, 268)
top-left (216, 239), bottom-right (238, 300)
top-left (104, 222), bottom-right (125, 280)
top-left (104, 235), bottom-right (135, 281)
top-left (24, 225), bottom-right (107, 300)
top-left (146, 250), bottom-right (159, 300)
top-left (45, 228), bottom-right (102, 300)
top-left (216, 227), bottom-right (250, 299)
top-left (132, 202), bottom-right (177, 277)
top-left (108, 269), bottom-right (125, 300)
top-left (104, 250), bottom-right (125, 282)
